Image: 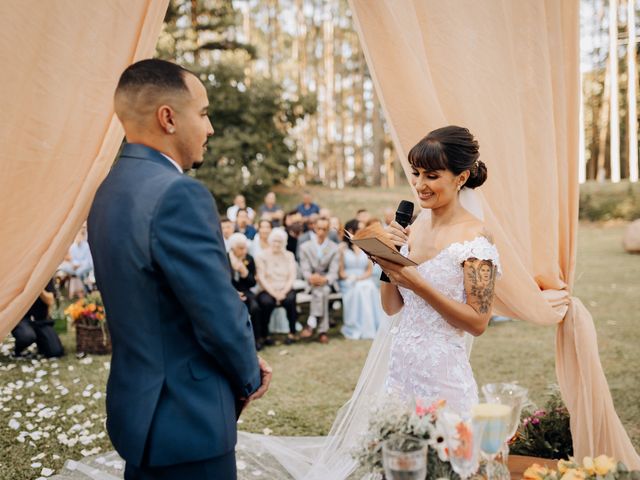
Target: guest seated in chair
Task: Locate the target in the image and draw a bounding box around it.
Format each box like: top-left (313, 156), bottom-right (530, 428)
top-left (57, 223), bottom-right (94, 298)
top-left (255, 228), bottom-right (298, 345)
top-left (228, 233), bottom-right (264, 350)
top-left (298, 217), bottom-right (340, 344)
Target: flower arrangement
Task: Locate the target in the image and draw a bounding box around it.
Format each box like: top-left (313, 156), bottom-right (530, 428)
top-left (65, 293), bottom-right (111, 354)
top-left (524, 456), bottom-right (640, 480)
top-left (354, 396), bottom-right (467, 480)
top-left (510, 388), bottom-right (573, 460)
top-left (64, 293), bottom-right (106, 327)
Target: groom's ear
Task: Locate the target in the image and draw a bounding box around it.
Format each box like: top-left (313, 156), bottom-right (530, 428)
top-left (156, 104), bottom-right (177, 135)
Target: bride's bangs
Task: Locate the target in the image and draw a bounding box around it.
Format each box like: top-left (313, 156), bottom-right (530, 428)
top-left (408, 139), bottom-right (448, 172)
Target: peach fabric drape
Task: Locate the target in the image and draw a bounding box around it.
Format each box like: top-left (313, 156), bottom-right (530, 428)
top-left (350, 0), bottom-right (639, 467)
top-left (0, 1), bottom-right (169, 339)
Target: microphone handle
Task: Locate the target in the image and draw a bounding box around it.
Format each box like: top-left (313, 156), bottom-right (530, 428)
top-left (380, 215), bottom-right (411, 283)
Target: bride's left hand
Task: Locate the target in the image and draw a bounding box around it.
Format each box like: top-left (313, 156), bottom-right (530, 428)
top-left (373, 257), bottom-right (421, 290)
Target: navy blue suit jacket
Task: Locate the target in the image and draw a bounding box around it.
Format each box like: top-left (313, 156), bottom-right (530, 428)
top-left (88, 143), bottom-right (260, 467)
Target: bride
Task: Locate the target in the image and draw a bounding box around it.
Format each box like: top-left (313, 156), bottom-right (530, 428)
top-left (375, 125), bottom-right (501, 416)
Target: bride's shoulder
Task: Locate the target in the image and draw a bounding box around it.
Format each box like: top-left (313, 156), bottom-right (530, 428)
top-left (458, 219), bottom-right (494, 245)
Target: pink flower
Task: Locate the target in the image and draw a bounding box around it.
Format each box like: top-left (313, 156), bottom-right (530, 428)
top-left (531, 418), bottom-right (540, 425)
top-left (415, 398), bottom-right (429, 417)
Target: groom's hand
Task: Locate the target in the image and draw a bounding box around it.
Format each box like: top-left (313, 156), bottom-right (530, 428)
top-left (244, 356), bottom-right (272, 406)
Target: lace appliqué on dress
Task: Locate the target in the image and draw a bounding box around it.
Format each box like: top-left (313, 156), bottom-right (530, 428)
top-left (385, 236), bottom-right (501, 416)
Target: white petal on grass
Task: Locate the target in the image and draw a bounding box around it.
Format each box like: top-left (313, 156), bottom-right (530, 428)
top-left (31, 462), bottom-right (42, 468)
top-left (41, 467), bottom-right (54, 476)
top-left (80, 447), bottom-right (101, 457)
top-left (9, 418), bottom-right (20, 429)
top-left (267, 410), bottom-right (276, 416)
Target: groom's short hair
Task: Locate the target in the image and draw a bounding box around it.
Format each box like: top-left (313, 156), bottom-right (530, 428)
top-left (114, 59), bottom-right (194, 122)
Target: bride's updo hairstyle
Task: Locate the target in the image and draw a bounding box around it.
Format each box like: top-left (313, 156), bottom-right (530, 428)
top-left (408, 125), bottom-right (487, 189)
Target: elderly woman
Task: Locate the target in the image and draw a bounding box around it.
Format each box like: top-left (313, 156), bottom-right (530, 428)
top-left (255, 228), bottom-right (298, 344)
top-left (227, 233), bottom-right (265, 350)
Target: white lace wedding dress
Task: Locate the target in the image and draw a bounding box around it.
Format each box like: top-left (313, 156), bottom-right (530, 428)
top-left (386, 237), bottom-right (502, 416)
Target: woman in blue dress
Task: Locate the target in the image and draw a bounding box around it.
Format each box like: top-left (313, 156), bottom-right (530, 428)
top-left (338, 219), bottom-right (385, 339)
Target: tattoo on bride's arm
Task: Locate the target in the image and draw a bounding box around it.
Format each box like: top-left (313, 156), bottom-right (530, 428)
top-left (463, 258), bottom-right (497, 315)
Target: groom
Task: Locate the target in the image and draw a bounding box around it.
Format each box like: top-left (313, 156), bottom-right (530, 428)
top-left (88, 59), bottom-right (271, 479)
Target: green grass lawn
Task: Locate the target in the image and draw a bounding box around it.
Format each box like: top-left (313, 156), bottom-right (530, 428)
top-left (1, 219), bottom-right (638, 479)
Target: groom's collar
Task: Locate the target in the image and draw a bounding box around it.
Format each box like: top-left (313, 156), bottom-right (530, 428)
top-left (120, 143), bottom-right (183, 173)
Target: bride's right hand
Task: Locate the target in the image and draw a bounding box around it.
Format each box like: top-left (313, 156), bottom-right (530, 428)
top-left (384, 221), bottom-right (409, 248)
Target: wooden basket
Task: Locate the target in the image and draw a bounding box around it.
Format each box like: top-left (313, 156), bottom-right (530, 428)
top-left (75, 323), bottom-right (112, 355)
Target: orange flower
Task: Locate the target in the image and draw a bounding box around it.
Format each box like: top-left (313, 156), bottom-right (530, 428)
top-left (560, 468), bottom-right (586, 480)
top-left (453, 421), bottom-right (473, 460)
top-left (524, 464), bottom-right (554, 480)
top-left (592, 455), bottom-right (615, 476)
top-left (557, 459), bottom-right (578, 475)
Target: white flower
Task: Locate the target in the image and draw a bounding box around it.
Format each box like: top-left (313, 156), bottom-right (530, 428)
top-left (41, 467), bottom-right (54, 477)
top-left (426, 420), bottom-right (448, 461)
top-left (267, 410), bottom-right (276, 416)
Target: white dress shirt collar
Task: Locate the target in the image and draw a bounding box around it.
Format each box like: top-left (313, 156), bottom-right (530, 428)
top-left (160, 153), bottom-right (183, 173)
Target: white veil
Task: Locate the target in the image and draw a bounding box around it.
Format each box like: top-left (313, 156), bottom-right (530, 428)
top-left (55, 190), bottom-right (484, 480)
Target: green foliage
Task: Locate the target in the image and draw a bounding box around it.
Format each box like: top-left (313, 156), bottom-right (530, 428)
top-left (510, 388), bottom-right (573, 460)
top-left (194, 61), bottom-right (315, 208)
top-left (579, 181), bottom-right (640, 221)
top-left (156, 0), bottom-right (317, 209)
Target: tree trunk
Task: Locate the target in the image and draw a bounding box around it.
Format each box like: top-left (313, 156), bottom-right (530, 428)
top-left (371, 93), bottom-right (385, 186)
top-left (597, 61), bottom-right (611, 182)
top-left (609, 0), bottom-right (621, 182)
top-left (627, 0), bottom-right (638, 182)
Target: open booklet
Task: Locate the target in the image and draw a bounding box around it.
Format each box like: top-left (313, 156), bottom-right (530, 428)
top-left (344, 223), bottom-right (417, 267)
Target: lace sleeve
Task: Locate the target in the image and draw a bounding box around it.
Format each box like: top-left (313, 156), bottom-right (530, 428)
top-left (450, 236), bottom-right (502, 277)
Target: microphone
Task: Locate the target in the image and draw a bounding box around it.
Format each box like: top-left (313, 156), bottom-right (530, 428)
top-left (380, 200), bottom-right (414, 283)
